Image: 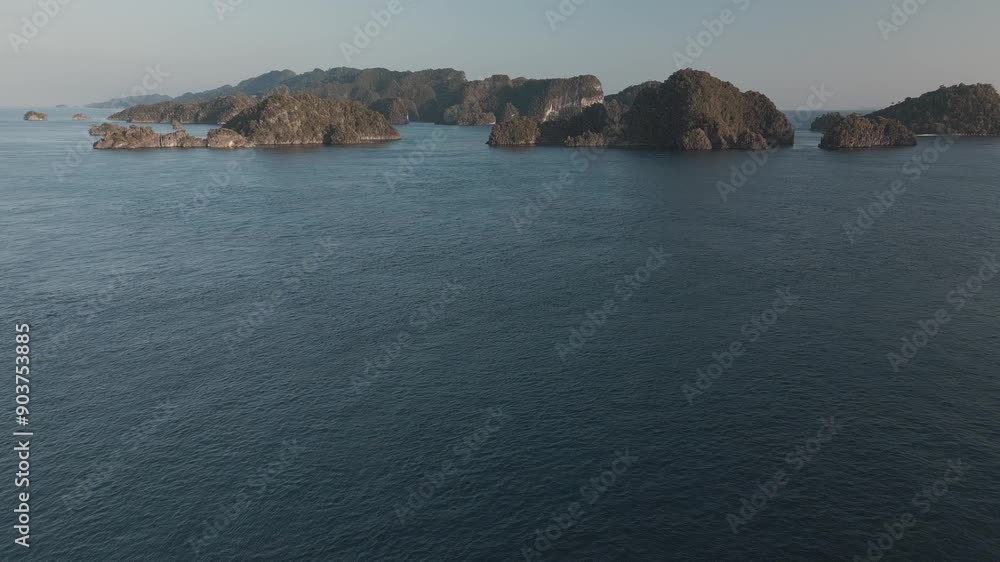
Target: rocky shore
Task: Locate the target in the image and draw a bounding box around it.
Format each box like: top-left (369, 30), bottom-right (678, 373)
top-left (92, 94), bottom-right (398, 149)
top-left (91, 124), bottom-right (256, 149)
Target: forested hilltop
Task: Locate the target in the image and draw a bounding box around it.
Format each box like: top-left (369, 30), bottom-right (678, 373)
top-left (869, 83), bottom-right (1000, 135)
top-left (94, 67), bottom-right (603, 127)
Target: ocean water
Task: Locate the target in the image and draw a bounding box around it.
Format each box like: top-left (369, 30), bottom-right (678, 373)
top-left (2, 107), bottom-right (999, 560)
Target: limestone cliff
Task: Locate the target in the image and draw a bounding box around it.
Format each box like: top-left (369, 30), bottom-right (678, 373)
top-left (368, 97), bottom-right (418, 125)
top-left (489, 70), bottom-right (793, 151)
top-left (442, 74), bottom-right (603, 125)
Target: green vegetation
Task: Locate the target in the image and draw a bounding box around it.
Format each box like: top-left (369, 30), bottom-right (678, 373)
top-left (869, 83), bottom-right (1000, 135)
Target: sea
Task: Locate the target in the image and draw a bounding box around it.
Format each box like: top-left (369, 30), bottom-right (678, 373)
top-left (1, 107), bottom-right (998, 560)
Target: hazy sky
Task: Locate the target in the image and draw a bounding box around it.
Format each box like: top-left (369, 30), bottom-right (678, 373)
top-left (2, 0), bottom-right (998, 109)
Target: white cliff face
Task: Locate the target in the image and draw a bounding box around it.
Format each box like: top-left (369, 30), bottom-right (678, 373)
top-left (542, 93), bottom-right (605, 121)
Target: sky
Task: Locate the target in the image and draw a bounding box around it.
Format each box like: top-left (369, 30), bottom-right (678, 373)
top-left (2, 0), bottom-right (999, 109)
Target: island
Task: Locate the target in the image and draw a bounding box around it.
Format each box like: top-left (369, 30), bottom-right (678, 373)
top-left (810, 112), bottom-right (847, 133)
top-left (868, 83), bottom-right (1000, 135)
top-left (488, 69), bottom-right (794, 151)
top-left (72, 113), bottom-right (91, 121)
top-left (818, 115), bottom-right (917, 150)
top-left (23, 111), bottom-right (47, 121)
top-left (89, 122), bottom-right (120, 136)
top-left (108, 94), bottom-right (258, 125)
top-left (368, 97), bottom-right (418, 125)
top-left (92, 67), bottom-right (605, 128)
top-left (92, 94), bottom-right (399, 149)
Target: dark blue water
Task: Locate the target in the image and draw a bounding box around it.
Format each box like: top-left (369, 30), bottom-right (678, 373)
top-left (2, 107), bottom-right (999, 560)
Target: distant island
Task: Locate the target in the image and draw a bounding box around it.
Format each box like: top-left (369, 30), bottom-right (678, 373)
top-left (92, 94), bottom-right (399, 149)
top-left (810, 112), bottom-right (848, 133)
top-left (72, 113), bottom-right (91, 121)
top-left (488, 70), bottom-right (794, 151)
top-left (869, 83), bottom-right (1000, 135)
top-left (92, 67), bottom-right (604, 128)
top-left (82, 65), bottom-right (1000, 152)
top-left (86, 94), bottom-right (173, 109)
top-left (108, 94), bottom-right (259, 125)
top-left (23, 111), bottom-right (47, 121)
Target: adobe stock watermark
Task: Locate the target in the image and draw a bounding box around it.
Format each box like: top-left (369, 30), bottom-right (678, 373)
top-left (53, 65), bottom-right (170, 183)
top-left (352, 280), bottom-right (466, 393)
top-left (384, 128), bottom-right (447, 193)
top-left (340, 0), bottom-right (406, 63)
top-left (672, 0), bottom-right (751, 69)
top-left (394, 407), bottom-right (509, 525)
top-left (177, 150), bottom-right (255, 221)
top-left (879, 0), bottom-right (930, 41)
top-left (851, 459), bottom-right (970, 562)
top-left (682, 287), bottom-right (799, 404)
top-left (185, 438), bottom-right (305, 555)
top-left (7, 0), bottom-right (71, 54)
top-left (718, 84), bottom-right (834, 202)
top-left (555, 247), bottom-right (667, 363)
top-left (519, 449), bottom-right (638, 560)
top-left (222, 237), bottom-right (338, 351)
top-left (727, 416), bottom-right (844, 533)
top-left (59, 400), bottom-right (176, 510)
top-left (34, 266), bottom-right (137, 366)
top-left (511, 146), bottom-right (604, 233)
top-left (843, 134), bottom-right (954, 244)
top-left (887, 254), bottom-right (998, 372)
top-left (545, 0), bottom-right (587, 31)
top-left (213, 0), bottom-right (243, 21)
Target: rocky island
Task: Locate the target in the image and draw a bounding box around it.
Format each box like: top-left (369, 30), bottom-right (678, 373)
top-left (818, 115), bottom-right (917, 150)
top-left (108, 94), bottom-right (259, 125)
top-left (93, 94), bottom-right (398, 149)
top-left (89, 122), bottom-right (120, 136)
top-left (72, 113), bottom-right (91, 121)
top-left (368, 97), bottom-right (418, 125)
top-left (93, 67), bottom-right (606, 128)
top-left (23, 111), bottom-right (47, 121)
top-left (223, 94), bottom-right (399, 145)
top-left (437, 74), bottom-right (604, 126)
top-left (92, 124), bottom-right (255, 149)
top-left (810, 112), bottom-right (848, 132)
top-left (869, 83), bottom-right (1000, 135)
top-left (488, 69), bottom-right (794, 151)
